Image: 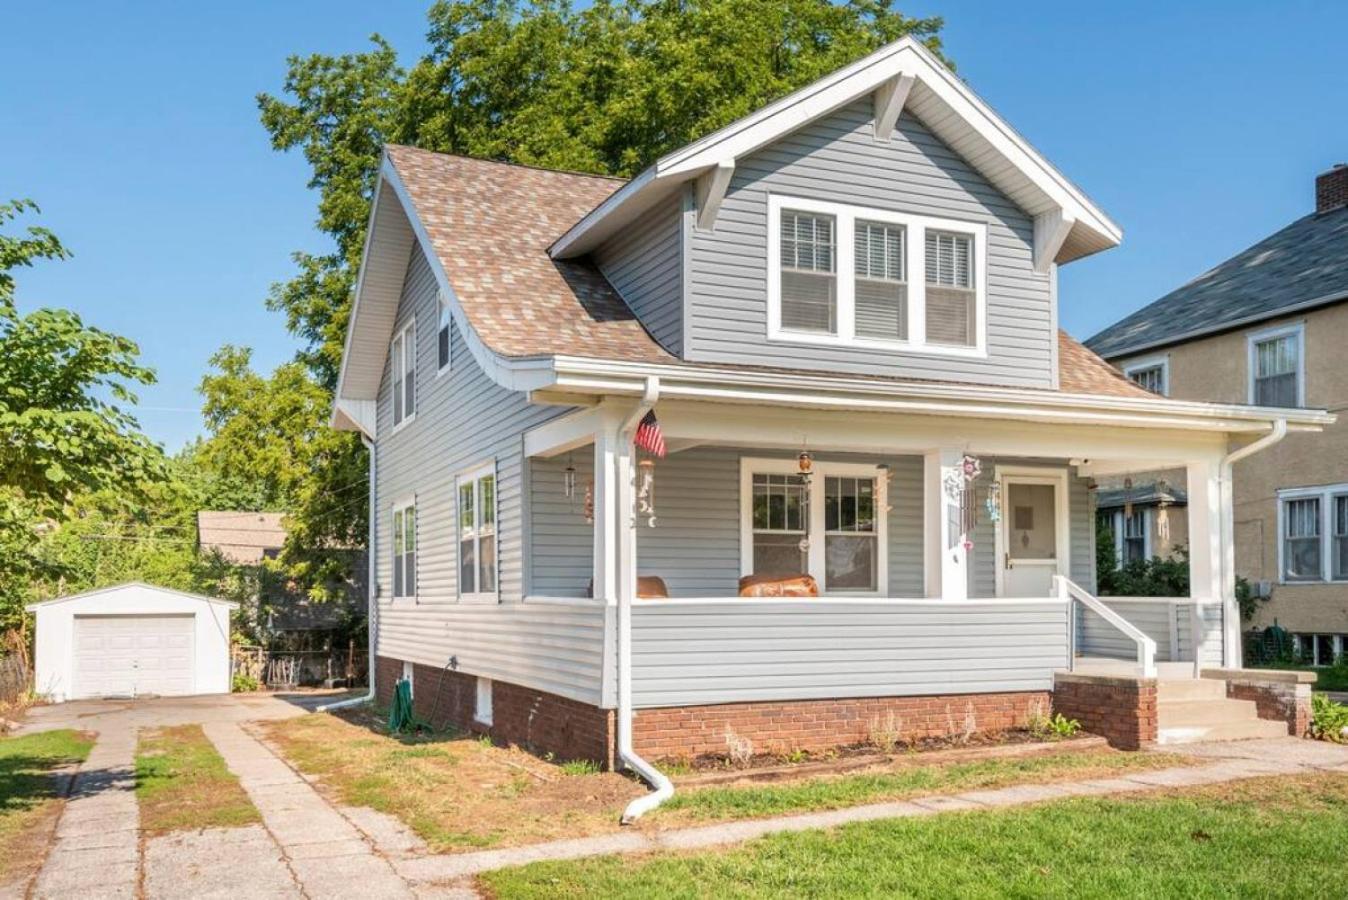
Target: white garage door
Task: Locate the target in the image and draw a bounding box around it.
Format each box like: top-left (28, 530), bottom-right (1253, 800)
top-left (72, 615), bottom-right (195, 699)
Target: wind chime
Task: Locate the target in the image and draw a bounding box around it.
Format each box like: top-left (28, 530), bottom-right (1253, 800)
top-left (633, 410), bottom-right (665, 528)
top-left (797, 447), bottom-right (813, 553)
top-left (942, 454), bottom-right (982, 553)
top-left (1156, 478), bottom-right (1171, 544)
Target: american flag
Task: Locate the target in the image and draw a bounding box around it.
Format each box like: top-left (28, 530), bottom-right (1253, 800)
top-left (633, 410), bottom-right (666, 458)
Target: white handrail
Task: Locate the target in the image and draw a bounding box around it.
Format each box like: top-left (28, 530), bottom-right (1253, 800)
top-left (1055, 576), bottom-right (1157, 678)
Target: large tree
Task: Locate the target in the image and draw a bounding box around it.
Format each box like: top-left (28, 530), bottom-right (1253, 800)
top-left (233, 0), bottom-right (947, 581)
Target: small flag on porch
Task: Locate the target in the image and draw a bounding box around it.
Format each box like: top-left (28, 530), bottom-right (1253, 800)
top-left (633, 410), bottom-right (666, 458)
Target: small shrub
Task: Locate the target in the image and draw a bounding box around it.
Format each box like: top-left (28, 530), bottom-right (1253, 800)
top-left (1310, 693), bottom-right (1348, 744)
top-left (868, 711), bottom-right (903, 753)
top-left (1030, 713), bottom-right (1082, 741)
top-left (559, 758), bottom-right (600, 776)
top-left (232, 673), bottom-right (260, 693)
top-left (724, 726), bottom-right (754, 768)
top-left (779, 748), bottom-right (809, 764)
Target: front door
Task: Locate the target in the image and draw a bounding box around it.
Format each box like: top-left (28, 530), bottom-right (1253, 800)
top-left (997, 472), bottom-right (1068, 597)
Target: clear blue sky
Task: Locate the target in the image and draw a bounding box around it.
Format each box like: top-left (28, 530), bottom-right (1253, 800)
top-left (5, 1), bottom-right (1345, 450)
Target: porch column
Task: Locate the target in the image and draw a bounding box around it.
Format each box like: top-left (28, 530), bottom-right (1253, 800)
top-left (924, 449), bottom-right (969, 600)
top-left (592, 418), bottom-right (621, 605)
top-left (1186, 457), bottom-right (1231, 666)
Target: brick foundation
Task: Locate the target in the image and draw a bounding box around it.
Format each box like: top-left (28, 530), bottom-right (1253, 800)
top-left (631, 692), bottom-right (1050, 761)
top-left (1203, 669), bottom-right (1315, 737)
top-left (376, 656), bottom-right (616, 769)
top-left (1052, 673), bottom-right (1157, 750)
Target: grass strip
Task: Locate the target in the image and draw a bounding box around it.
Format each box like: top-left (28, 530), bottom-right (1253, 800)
top-left (136, 724), bottom-right (260, 835)
top-left (0, 729), bottom-right (93, 885)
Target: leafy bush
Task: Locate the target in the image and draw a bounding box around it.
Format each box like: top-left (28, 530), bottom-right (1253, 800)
top-left (1310, 693), bottom-right (1348, 744)
top-left (1028, 709), bottom-right (1081, 741)
top-left (231, 673), bottom-right (260, 693)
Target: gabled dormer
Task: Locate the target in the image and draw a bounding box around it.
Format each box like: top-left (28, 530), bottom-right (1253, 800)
top-left (554, 37), bottom-right (1119, 388)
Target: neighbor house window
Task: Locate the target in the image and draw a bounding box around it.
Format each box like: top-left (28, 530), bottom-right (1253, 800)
top-left (1249, 324), bottom-right (1303, 408)
top-left (741, 459), bottom-right (888, 595)
top-left (458, 464), bottom-right (497, 601)
top-left (1123, 356), bottom-right (1169, 396)
top-left (779, 210), bottom-right (837, 333)
top-left (1122, 510), bottom-right (1148, 563)
top-left (1282, 496), bottom-right (1320, 582)
top-left (392, 499), bottom-right (416, 599)
top-left (436, 292), bottom-right (452, 374)
top-left (924, 230), bottom-right (975, 347)
top-left (768, 196), bottom-right (985, 355)
top-left (1335, 495), bottom-right (1348, 581)
top-left (854, 220), bottom-right (907, 341)
top-left (1294, 634), bottom-right (1345, 667)
top-left (391, 319), bottom-right (416, 428)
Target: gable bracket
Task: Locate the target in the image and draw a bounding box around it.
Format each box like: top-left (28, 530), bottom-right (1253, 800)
top-left (695, 161), bottom-right (736, 232)
top-left (873, 73), bottom-right (915, 142)
top-left (1033, 209), bottom-right (1076, 275)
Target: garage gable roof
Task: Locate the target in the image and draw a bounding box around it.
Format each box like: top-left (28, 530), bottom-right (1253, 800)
top-left (25, 582), bottom-right (240, 612)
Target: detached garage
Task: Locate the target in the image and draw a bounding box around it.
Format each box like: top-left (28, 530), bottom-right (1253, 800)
top-left (27, 582), bottom-right (237, 702)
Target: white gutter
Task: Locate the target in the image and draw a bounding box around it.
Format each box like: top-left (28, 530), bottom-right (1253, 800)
top-left (615, 377), bottom-right (673, 824)
top-left (317, 434), bottom-right (378, 713)
top-left (1214, 419), bottom-right (1288, 670)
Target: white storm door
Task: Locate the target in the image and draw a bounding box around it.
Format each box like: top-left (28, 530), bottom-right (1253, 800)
top-left (997, 472), bottom-right (1069, 598)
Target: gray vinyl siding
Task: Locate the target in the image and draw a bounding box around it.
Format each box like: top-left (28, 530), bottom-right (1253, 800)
top-left (685, 97), bottom-right (1054, 386)
top-left (594, 191), bottom-right (684, 355)
top-left (373, 245), bottom-right (605, 704)
top-left (631, 600), bottom-right (1069, 707)
top-left (1079, 600), bottom-right (1224, 664)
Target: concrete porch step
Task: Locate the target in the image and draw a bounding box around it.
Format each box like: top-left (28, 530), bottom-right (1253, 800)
top-left (1157, 697), bottom-right (1259, 728)
top-left (1157, 717), bottom-right (1289, 745)
top-left (1156, 678), bottom-right (1226, 703)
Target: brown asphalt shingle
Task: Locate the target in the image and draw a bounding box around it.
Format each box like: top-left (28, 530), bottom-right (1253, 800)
top-left (386, 145), bottom-right (1156, 401)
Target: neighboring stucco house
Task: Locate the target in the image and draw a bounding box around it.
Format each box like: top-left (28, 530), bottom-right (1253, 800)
top-left (1095, 483), bottom-right (1188, 568)
top-left (1089, 164), bottom-right (1348, 665)
top-left (331, 39), bottom-right (1327, 798)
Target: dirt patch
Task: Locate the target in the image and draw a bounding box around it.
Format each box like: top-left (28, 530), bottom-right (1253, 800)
top-left (260, 706), bottom-right (645, 853)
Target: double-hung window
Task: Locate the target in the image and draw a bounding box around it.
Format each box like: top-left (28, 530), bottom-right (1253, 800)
top-left (436, 293), bottom-right (452, 374)
top-left (1249, 324), bottom-right (1303, 408)
top-left (742, 459), bottom-right (887, 595)
top-left (769, 196), bottom-right (985, 354)
top-left (1334, 495), bottom-right (1348, 582)
top-left (1282, 496), bottom-right (1321, 582)
top-left (391, 319), bottom-right (416, 429)
top-left (1122, 510), bottom-right (1148, 563)
top-left (392, 499), bottom-right (416, 599)
top-left (458, 464), bottom-right (497, 601)
top-left (1123, 356), bottom-right (1169, 396)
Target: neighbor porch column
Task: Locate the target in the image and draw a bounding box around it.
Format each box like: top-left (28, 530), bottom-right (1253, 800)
top-left (1186, 457), bottom-right (1230, 666)
top-left (924, 449), bottom-right (969, 600)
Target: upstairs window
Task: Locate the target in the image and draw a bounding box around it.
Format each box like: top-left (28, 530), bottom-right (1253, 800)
top-left (391, 319), bottom-right (416, 429)
top-left (854, 220), bottom-right (907, 341)
top-left (1124, 357), bottom-right (1169, 396)
top-left (1283, 496), bottom-right (1321, 582)
top-left (768, 196), bottom-right (985, 356)
top-left (458, 464), bottom-right (498, 601)
top-left (1249, 324), bottom-right (1303, 408)
top-left (437, 293), bottom-right (452, 374)
top-left (779, 210), bottom-right (837, 333)
top-left (924, 231), bottom-right (975, 347)
top-left (392, 500), bottom-right (416, 599)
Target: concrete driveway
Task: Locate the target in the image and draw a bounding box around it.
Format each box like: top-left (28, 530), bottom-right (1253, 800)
top-left (14, 689), bottom-right (352, 737)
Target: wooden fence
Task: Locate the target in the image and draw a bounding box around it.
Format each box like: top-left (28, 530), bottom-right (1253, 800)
top-left (232, 646), bottom-right (367, 690)
top-left (0, 653), bottom-right (30, 706)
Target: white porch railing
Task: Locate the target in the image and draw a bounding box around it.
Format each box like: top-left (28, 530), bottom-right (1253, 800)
top-left (1055, 576), bottom-right (1157, 678)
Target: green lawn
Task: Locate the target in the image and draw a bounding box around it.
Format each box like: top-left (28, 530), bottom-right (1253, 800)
top-left (657, 749), bottom-right (1188, 823)
top-left (481, 774), bottom-right (1348, 899)
top-left (0, 729), bottom-right (93, 885)
top-left (135, 724), bottom-right (260, 834)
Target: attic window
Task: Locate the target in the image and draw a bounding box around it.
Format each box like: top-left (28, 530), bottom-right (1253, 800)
top-left (768, 196), bottom-right (986, 356)
top-left (1123, 356), bottom-right (1169, 396)
top-left (436, 293), bottom-right (452, 374)
top-left (391, 319), bottom-right (416, 430)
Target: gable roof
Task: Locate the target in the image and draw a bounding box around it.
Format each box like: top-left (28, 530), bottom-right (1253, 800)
top-left (550, 36), bottom-right (1120, 267)
top-left (1087, 205), bottom-right (1348, 359)
top-left (25, 582), bottom-right (240, 612)
top-left (197, 511), bottom-right (287, 565)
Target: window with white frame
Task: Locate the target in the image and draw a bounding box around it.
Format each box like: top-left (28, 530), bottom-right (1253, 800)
top-left (457, 464), bottom-right (497, 601)
top-left (1293, 633), bottom-right (1345, 667)
top-left (392, 499), bottom-right (416, 599)
top-left (742, 459), bottom-right (887, 595)
top-left (1282, 496), bottom-right (1321, 582)
top-left (391, 319), bottom-right (416, 428)
top-left (1122, 510), bottom-right (1148, 563)
top-left (436, 293), bottom-right (452, 374)
top-left (1249, 324), bottom-right (1303, 408)
top-left (1334, 495), bottom-right (1348, 581)
top-left (1123, 357), bottom-right (1168, 396)
top-left (768, 196), bottom-right (985, 354)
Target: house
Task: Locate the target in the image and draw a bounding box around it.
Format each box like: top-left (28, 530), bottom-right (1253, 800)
top-left (1089, 163), bottom-right (1348, 665)
top-left (1095, 482), bottom-right (1188, 568)
top-left (26, 583), bottom-right (237, 702)
top-left (331, 38), bottom-right (1328, 795)
top-left (197, 510), bottom-right (287, 564)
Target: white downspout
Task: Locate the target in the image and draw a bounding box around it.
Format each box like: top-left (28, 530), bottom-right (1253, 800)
top-left (1215, 418), bottom-right (1288, 669)
top-left (318, 433), bottom-right (378, 713)
top-left (615, 377), bottom-right (672, 824)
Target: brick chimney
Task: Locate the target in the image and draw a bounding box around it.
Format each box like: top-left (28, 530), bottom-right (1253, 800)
top-left (1316, 163), bottom-right (1348, 215)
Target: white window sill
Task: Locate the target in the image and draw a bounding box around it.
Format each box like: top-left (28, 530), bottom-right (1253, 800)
top-left (766, 329), bottom-right (987, 359)
top-left (459, 593), bottom-right (499, 605)
top-left (390, 413), bottom-right (416, 435)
